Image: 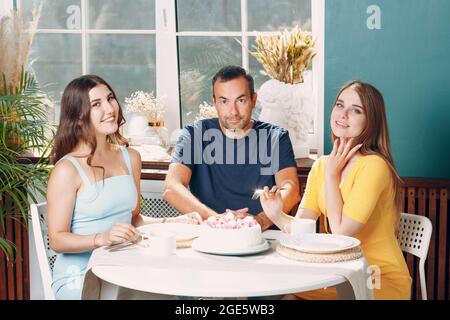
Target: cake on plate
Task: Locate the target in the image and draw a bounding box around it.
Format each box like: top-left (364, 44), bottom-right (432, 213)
top-left (195, 212), bottom-right (264, 251)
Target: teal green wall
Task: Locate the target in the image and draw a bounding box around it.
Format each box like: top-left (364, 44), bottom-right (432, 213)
top-left (325, 0), bottom-right (450, 178)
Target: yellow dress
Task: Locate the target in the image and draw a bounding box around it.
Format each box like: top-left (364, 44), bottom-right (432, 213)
top-left (296, 155), bottom-right (412, 300)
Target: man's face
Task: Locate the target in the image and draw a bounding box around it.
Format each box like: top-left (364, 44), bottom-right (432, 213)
top-left (213, 76), bottom-right (257, 132)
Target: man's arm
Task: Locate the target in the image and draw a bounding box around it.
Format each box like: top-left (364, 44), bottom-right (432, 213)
top-left (163, 163), bottom-right (219, 220)
top-left (255, 167), bottom-right (301, 230)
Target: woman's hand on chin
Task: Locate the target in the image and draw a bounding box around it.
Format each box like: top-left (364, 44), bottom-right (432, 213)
top-left (326, 138), bottom-right (362, 180)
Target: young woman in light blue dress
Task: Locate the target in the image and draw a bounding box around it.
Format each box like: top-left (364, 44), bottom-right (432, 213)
top-left (46, 75), bottom-right (202, 299)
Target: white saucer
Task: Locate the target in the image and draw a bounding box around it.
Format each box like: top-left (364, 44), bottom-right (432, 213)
top-left (139, 223), bottom-right (199, 242)
top-left (192, 239), bottom-right (271, 256)
top-left (280, 233), bottom-right (361, 254)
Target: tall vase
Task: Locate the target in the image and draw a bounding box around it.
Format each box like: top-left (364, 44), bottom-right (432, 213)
top-left (127, 112), bottom-right (160, 145)
top-left (257, 70), bottom-right (314, 159)
top-left (148, 120), bottom-right (169, 146)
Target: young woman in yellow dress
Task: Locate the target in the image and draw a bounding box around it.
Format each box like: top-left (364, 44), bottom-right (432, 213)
top-left (260, 81), bottom-right (412, 299)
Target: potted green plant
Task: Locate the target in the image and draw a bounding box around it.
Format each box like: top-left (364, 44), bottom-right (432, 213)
top-left (0, 7), bottom-right (54, 260)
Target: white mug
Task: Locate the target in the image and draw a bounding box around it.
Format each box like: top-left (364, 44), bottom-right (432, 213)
top-left (285, 219), bottom-right (316, 235)
top-left (141, 231), bottom-right (176, 257)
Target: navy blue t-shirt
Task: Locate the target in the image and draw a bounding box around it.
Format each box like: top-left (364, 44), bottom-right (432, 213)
top-left (171, 118), bottom-right (296, 215)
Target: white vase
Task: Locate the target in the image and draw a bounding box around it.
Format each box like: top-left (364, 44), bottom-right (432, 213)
top-left (127, 112), bottom-right (160, 145)
top-left (257, 71), bottom-right (314, 159)
top-left (149, 121), bottom-right (169, 147)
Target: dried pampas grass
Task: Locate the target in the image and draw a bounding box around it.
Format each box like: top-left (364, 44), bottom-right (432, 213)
top-left (242, 26), bottom-right (316, 84)
top-left (0, 4), bottom-right (41, 89)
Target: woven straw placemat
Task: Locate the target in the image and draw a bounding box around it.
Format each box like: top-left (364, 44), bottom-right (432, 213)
top-left (277, 243), bottom-right (363, 263)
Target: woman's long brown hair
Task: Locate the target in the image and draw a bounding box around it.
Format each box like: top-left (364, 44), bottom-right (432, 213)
top-left (51, 75), bottom-right (128, 174)
top-left (332, 81), bottom-right (403, 231)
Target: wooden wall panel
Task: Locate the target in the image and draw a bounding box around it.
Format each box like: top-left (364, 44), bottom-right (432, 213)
top-left (1, 193), bottom-right (30, 300)
top-left (427, 189), bottom-right (437, 300)
top-left (438, 189), bottom-right (448, 300)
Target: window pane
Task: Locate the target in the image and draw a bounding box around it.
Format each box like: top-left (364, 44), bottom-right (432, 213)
top-left (87, 34), bottom-right (156, 105)
top-left (29, 34), bottom-right (82, 121)
top-left (247, 0), bottom-right (311, 31)
top-left (88, 0), bottom-right (155, 30)
top-left (178, 37), bottom-right (242, 126)
top-left (176, 0), bottom-right (240, 32)
top-left (21, 0), bottom-right (81, 30)
top-left (248, 37), bottom-right (271, 91)
top-left (247, 37), bottom-right (270, 120)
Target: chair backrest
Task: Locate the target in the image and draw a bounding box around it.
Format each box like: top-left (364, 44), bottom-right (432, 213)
top-left (30, 202), bottom-right (56, 300)
top-left (140, 194), bottom-right (181, 218)
top-left (397, 213), bottom-right (433, 259)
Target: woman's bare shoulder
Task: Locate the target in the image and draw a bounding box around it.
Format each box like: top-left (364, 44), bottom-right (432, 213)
top-left (127, 147), bottom-right (142, 165)
top-left (49, 158), bottom-right (81, 187)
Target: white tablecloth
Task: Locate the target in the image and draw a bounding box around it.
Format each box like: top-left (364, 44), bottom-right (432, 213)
top-left (81, 237), bottom-right (373, 300)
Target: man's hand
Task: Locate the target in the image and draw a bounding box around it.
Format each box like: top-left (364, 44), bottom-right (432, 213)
top-left (254, 212), bottom-right (274, 231)
top-left (169, 212), bottom-right (203, 225)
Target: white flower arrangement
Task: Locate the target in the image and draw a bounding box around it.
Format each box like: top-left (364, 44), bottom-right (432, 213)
top-left (125, 91), bottom-right (165, 122)
top-left (195, 101), bottom-right (218, 121)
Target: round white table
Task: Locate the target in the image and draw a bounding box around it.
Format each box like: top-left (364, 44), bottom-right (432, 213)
top-left (84, 234), bottom-right (371, 300)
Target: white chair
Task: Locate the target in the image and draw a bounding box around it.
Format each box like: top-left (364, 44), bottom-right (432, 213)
top-left (140, 194), bottom-right (181, 218)
top-left (397, 213), bottom-right (433, 300)
top-left (30, 202), bottom-right (56, 300)
top-left (140, 180), bottom-right (181, 219)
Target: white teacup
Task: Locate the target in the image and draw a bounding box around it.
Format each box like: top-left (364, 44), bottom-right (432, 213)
top-left (141, 231), bottom-right (176, 257)
top-left (285, 219), bottom-right (316, 235)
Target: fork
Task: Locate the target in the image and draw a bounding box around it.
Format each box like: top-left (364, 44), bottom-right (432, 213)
top-left (251, 187), bottom-right (288, 200)
top-left (107, 232), bottom-right (150, 251)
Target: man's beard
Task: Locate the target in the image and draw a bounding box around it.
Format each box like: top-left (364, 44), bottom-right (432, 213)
top-left (220, 116), bottom-right (249, 131)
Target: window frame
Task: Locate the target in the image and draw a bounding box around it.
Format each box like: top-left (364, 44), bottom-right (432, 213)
top-left (16, 0), bottom-right (325, 155)
top-left (158, 0), bottom-right (324, 155)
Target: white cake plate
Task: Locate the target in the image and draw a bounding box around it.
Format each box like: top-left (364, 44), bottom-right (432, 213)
top-left (191, 239), bottom-right (271, 256)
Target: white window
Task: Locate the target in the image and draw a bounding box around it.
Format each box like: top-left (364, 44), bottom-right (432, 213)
top-left (19, 0), bottom-right (324, 155)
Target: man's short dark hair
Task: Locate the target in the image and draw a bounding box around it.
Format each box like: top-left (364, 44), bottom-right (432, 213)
top-left (212, 65), bottom-right (255, 97)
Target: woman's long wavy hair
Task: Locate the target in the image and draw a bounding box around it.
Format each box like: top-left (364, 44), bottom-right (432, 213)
top-left (51, 75), bottom-right (128, 171)
top-left (331, 81), bottom-right (403, 232)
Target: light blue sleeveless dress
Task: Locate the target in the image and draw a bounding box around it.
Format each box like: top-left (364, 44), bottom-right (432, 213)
top-left (51, 146), bottom-right (138, 299)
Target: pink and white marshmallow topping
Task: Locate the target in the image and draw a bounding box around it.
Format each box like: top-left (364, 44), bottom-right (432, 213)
top-left (203, 212), bottom-right (259, 229)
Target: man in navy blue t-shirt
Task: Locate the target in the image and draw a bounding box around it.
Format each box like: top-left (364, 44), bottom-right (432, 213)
top-left (164, 66), bottom-right (300, 230)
